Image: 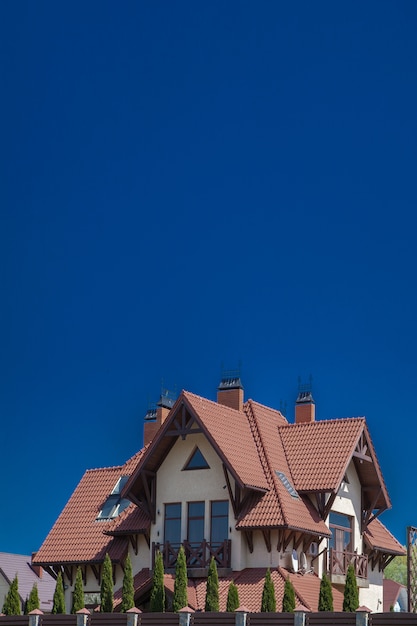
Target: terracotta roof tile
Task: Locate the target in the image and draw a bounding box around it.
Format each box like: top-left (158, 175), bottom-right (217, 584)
top-left (279, 418), bottom-right (365, 492)
top-left (277, 567), bottom-right (344, 611)
top-left (183, 391), bottom-right (268, 491)
top-left (364, 518), bottom-right (406, 555)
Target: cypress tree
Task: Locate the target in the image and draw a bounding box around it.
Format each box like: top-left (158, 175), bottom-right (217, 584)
top-left (100, 553), bottom-right (114, 612)
top-left (282, 576), bottom-right (296, 612)
top-left (226, 580), bottom-right (239, 612)
top-left (343, 564), bottom-right (359, 612)
top-left (52, 571), bottom-right (66, 614)
top-left (71, 567), bottom-right (85, 613)
top-left (261, 568), bottom-right (276, 612)
top-left (318, 573), bottom-right (334, 611)
top-left (2, 575), bottom-right (21, 615)
top-left (205, 557), bottom-right (219, 612)
top-left (150, 551), bottom-right (165, 612)
top-left (121, 553), bottom-right (135, 612)
top-left (173, 545), bottom-right (188, 612)
top-left (25, 583), bottom-right (40, 614)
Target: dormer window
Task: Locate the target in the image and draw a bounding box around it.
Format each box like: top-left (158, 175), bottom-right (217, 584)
top-left (183, 447), bottom-right (210, 470)
top-left (96, 476), bottom-right (131, 520)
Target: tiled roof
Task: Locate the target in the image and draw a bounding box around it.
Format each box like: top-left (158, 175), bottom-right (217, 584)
top-left (0, 553), bottom-right (56, 612)
top-left (277, 567), bottom-right (344, 611)
top-left (183, 392), bottom-right (269, 491)
top-left (279, 418), bottom-right (365, 492)
top-left (364, 518), bottom-right (406, 555)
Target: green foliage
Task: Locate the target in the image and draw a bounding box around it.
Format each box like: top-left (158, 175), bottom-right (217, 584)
top-left (25, 583), bottom-right (40, 614)
top-left (226, 580), bottom-right (240, 612)
top-left (100, 554), bottom-right (114, 613)
top-left (52, 572), bottom-right (66, 614)
top-left (318, 573), bottom-right (334, 611)
top-left (384, 555), bottom-right (407, 586)
top-left (282, 576), bottom-right (296, 612)
top-left (261, 568), bottom-right (276, 612)
top-left (2, 575), bottom-right (21, 615)
top-left (173, 545), bottom-right (188, 612)
top-left (121, 553), bottom-right (135, 612)
top-left (150, 551), bottom-right (165, 612)
top-left (343, 564), bottom-right (359, 612)
top-left (71, 567), bottom-right (85, 614)
top-left (205, 557), bottom-right (220, 612)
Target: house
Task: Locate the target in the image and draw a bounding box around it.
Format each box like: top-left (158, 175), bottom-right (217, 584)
top-left (0, 552), bottom-right (55, 613)
top-left (383, 578), bottom-right (408, 612)
top-left (33, 375), bottom-right (405, 613)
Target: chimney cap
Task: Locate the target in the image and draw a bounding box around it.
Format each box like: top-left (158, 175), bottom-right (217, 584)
top-left (157, 387), bottom-right (176, 409)
top-left (218, 367), bottom-right (243, 390)
top-left (296, 390), bottom-right (314, 404)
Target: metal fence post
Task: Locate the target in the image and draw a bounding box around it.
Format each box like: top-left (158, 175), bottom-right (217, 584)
top-left (28, 609), bottom-right (43, 626)
top-left (126, 606), bottom-right (142, 626)
top-left (76, 607), bottom-right (90, 626)
top-left (294, 604), bottom-right (310, 626)
top-left (356, 606), bottom-right (371, 626)
top-left (178, 606), bottom-right (194, 626)
top-left (235, 605), bottom-right (249, 626)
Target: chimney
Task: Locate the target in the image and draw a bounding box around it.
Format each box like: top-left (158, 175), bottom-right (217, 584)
top-left (31, 553), bottom-right (43, 579)
top-left (143, 388), bottom-right (175, 446)
top-left (217, 371), bottom-right (244, 412)
top-left (295, 389), bottom-right (315, 423)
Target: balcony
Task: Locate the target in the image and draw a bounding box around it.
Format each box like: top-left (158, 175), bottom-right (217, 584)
top-left (152, 540), bottom-right (231, 575)
top-left (329, 548), bottom-right (368, 585)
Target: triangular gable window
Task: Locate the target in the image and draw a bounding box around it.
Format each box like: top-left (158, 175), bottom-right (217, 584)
top-left (183, 447), bottom-right (210, 471)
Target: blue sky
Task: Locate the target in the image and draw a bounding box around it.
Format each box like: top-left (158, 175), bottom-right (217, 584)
top-left (1, 1), bottom-right (416, 555)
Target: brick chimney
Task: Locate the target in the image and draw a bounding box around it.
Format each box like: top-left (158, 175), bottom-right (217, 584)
top-left (31, 553), bottom-right (43, 579)
top-left (143, 389), bottom-right (175, 446)
top-left (217, 372), bottom-right (244, 412)
top-left (295, 389), bottom-right (315, 423)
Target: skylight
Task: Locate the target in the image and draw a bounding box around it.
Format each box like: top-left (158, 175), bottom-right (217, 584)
top-left (96, 476), bottom-right (131, 521)
top-left (275, 470), bottom-right (299, 498)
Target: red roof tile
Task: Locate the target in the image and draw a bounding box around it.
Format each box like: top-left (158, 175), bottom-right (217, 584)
top-left (364, 518), bottom-right (406, 555)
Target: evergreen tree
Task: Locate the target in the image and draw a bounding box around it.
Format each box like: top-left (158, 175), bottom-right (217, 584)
top-left (343, 564), bottom-right (359, 612)
top-left (150, 551), bottom-right (165, 612)
top-left (282, 576), bottom-right (296, 612)
top-left (25, 583), bottom-right (40, 614)
top-left (226, 580), bottom-right (239, 612)
top-left (261, 568), bottom-right (276, 612)
top-left (100, 554), bottom-right (114, 613)
top-left (121, 553), bottom-right (135, 612)
top-left (173, 545), bottom-right (188, 612)
top-left (2, 575), bottom-right (21, 615)
top-left (52, 572), bottom-right (66, 614)
top-left (71, 567), bottom-right (85, 613)
top-left (318, 573), bottom-right (334, 611)
top-left (204, 557), bottom-right (219, 612)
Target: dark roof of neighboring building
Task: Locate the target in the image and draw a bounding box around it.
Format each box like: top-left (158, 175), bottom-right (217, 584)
top-left (0, 553), bottom-right (55, 612)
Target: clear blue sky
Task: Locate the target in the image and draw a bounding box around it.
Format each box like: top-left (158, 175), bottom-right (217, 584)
top-left (1, 1), bottom-right (416, 555)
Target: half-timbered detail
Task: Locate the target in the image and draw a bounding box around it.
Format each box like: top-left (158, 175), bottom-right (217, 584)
top-left (33, 375), bottom-right (405, 613)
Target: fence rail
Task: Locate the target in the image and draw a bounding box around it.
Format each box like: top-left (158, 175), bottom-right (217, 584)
top-left (1, 612), bottom-right (417, 626)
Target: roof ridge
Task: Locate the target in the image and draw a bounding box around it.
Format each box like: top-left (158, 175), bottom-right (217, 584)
top-left (279, 416), bottom-right (366, 430)
top-left (244, 399), bottom-right (288, 421)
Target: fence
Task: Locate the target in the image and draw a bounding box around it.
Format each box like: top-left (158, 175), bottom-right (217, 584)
top-left (0, 612), bottom-right (416, 626)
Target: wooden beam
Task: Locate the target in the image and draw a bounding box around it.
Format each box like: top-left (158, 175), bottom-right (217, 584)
top-left (262, 529), bottom-right (272, 553)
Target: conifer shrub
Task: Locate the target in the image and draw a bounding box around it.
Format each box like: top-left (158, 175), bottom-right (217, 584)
top-left (343, 564), bottom-right (359, 612)
top-left (318, 573), bottom-right (334, 611)
top-left (282, 576), bottom-right (296, 612)
top-left (150, 551), bottom-right (165, 612)
top-left (2, 575), bottom-right (21, 615)
top-left (173, 545), bottom-right (188, 612)
top-left (226, 580), bottom-right (240, 612)
top-left (71, 567), bottom-right (85, 614)
top-left (52, 571), bottom-right (66, 614)
top-left (261, 568), bottom-right (276, 612)
top-left (121, 553), bottom-right (135, 612)
top-left (25, 583), bottom-right (40, 614)
top-left (205, 557), bottom-right (220, 611)
top-left (100, 554), bottom-right (114, 612)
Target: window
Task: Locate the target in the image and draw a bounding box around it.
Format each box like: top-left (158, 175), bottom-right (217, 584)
top-left (96, 476), bottom-right (131, 520)
top-left (210, 501), bottom-right (228, 545)
top-left (164, 503), bottom-right (182, 546)
top-left (275, 470), bottom-right (299, 498)
top-left (329, 512), bottom-right (353, 552)
top-left (183, 447), bottom-right (210, 470)
top-left (188, 501), bottom-right (205, 543)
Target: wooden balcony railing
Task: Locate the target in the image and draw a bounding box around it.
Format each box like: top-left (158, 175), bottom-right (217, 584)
top-left (152, 540), bottom-right (231, 570)
top-left (329, 548), bottom-right (368, 579)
